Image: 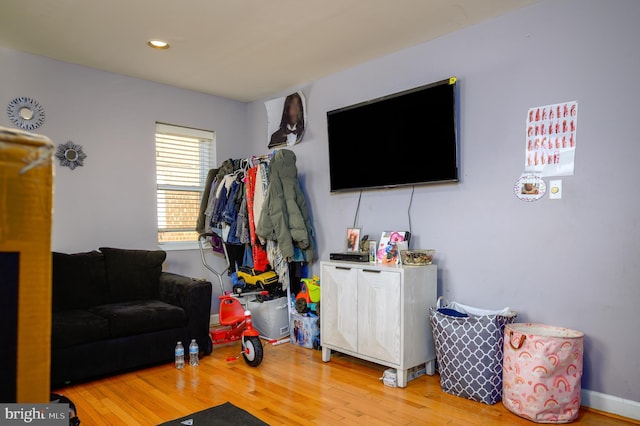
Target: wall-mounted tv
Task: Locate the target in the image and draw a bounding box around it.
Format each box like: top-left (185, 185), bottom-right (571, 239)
top-left (326, 77), bottom-right (459, 192)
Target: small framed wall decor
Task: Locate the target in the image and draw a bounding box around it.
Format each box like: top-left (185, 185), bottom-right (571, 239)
top-left (346, 228), bottom-right (361, 252)
top-left (514, 174), bottom-right (546, 202)
top-left (7, 97), bottom-right (46, 131)
top-left (55, 141), bottom-right (87, 170)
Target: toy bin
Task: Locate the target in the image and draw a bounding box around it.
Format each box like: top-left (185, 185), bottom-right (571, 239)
top-left (290, 312), bottom-right (320, 349)
top-left (247, 296), bottom-right (290, 340)
top-left (0, 127), bottom-right (54, 403)
top-left (502, 323), bottom-right (584, 423)
top-left (429, 298), bottom-right (516, 405)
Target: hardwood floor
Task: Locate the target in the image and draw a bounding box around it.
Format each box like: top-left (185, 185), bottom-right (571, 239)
top-left (55, 342), bottom-right (637, 425)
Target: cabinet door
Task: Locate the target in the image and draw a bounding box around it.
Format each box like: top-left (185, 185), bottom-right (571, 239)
top-left (357, 269), bottom-right (401, 364)
top-left (321, 265), bottom-right (358, 353)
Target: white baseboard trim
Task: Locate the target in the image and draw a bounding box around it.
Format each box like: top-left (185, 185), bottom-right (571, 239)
top-left (582, 388), bottom-right (640, 421)
top-left (210, 314), bottom-right (219, 327)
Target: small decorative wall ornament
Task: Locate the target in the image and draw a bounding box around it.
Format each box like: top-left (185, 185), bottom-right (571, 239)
top-left (55, 141), bottom-right (87, 170)
top-left (7, 97), bottom-right (46, 130)
top-left (514, 173), bottom-right (546, 202)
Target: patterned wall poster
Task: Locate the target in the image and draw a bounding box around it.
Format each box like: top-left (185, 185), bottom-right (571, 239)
top-left (265, 91), bottom-right (307, 149)
top-left (525, 101), bottom-right (577, 177)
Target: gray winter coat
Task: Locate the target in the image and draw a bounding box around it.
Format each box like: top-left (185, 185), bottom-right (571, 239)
top-left (256, 149), bottom-right (316, 262)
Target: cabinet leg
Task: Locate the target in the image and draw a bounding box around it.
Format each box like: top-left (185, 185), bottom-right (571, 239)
top-left (426, 360), bottom-right (436, 376)
top-left (321, 347), bottom-right (331, 362)
top-left (397, 369), bottom-right (408, 388)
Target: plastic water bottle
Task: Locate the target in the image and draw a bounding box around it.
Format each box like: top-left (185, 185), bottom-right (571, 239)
top-left (175, 341), bottom-right (185, 369)
top-left (189, 339), bottom-right (199, 366)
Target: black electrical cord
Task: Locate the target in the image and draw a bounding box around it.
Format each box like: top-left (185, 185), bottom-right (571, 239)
top-left (353, 190), bottom-right (362, 229)
top-left (408, 186), bottom-right (415, 236)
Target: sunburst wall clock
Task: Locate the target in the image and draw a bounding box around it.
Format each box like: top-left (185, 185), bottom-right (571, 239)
top-left (55, 141), bottom-right (87, 170)
top-left (7, 97), bottom-right (46, 130)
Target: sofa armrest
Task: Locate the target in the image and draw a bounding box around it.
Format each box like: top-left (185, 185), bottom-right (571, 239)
top-left (159, 272), bottom-right (211, 311)
top-left (159, 272), bottom-right (212, 354)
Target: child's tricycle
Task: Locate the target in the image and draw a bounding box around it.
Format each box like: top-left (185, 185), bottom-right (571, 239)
top-left (212, 292), bottom-right (264, 366)
top-left (199, 232), bottom-right (265, 367)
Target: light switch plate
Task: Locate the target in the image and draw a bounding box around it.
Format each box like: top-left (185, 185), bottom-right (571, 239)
top-left (549, 180), bottom-right (562, 199)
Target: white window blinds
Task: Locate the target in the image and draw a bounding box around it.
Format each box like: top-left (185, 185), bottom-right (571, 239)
top-left (155, 123), bottom-right (215, 243)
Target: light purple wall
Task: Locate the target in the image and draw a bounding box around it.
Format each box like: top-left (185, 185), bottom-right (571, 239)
top-left (246, 0), bottom-right (640, 401)
top-left (2, 0), bottom-right (638, 401)
top-left (0, 47), bottom-right (248, 290)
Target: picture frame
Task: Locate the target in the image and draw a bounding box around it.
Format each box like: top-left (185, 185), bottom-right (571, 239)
top-left (376, 231), bottom-right (411, 264)
top-left (346, 228), bottom-right (361, 252)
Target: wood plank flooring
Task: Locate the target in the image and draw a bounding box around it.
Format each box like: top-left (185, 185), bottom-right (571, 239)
top-left (55, 342), bottom-right (638, 425)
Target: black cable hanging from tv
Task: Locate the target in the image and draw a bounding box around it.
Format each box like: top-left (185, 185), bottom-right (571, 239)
top-left (352, 190), bottom-right (362, 229)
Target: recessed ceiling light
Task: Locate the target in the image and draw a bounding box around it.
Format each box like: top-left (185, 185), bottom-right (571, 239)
top-left (147, 40), bottom-right (170, 49)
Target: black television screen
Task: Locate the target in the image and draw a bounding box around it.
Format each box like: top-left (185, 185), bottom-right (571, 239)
top-left (326, 78), bottom-right (459, 192)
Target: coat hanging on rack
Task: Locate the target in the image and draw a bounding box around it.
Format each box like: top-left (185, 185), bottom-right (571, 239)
top-left (257, 149), bottom-right (316, 263)
top-left (245, 165), bottom-right (270, 271)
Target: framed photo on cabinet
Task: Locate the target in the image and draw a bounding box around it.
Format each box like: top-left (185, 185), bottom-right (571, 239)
top-left (346, 228), bottom-right (361, 252)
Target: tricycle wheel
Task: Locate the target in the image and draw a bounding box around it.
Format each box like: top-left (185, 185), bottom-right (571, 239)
top-left (242, 336), bottom-right (263, 367)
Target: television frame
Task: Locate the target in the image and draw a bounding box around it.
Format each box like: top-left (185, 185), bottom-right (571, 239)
top-left (326, 77), bottom-right (460, 193)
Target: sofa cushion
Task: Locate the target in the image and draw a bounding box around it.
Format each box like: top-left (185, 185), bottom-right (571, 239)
top-left (52, 251), bottom-right (109, 311)
top-left (51, 310), bottom-right (110, 349)
top-left (89, 300), bottom-right (187, 338)
top-left (99, 248), bottom-right (166, 302)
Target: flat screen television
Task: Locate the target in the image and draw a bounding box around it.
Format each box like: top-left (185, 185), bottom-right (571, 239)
top-left (326, 77), bottom-right (459, 192)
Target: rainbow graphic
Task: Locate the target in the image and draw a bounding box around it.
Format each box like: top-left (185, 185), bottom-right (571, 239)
top-left (553, 376), bottom-right (571, 392)
top-left (548, 354), bottom-right (559, 366)
top-left (527, 395), bottom-right (538, 404)
top-left (567, 364), bottom-right (578, 375)
top-left (561, 341), bottom-right (572, 349)
top-left (534, 340), bottom-right (545, 350)
top-left (544, 398), bottom-right (559, 408)
top-left (532, 365), bottom-right (548, 375)
top-left (514, 376), bottom-right (527, 385)
top-left (534, 383), bottom-right (549, 393)
top-left (518, 351), bottom-right (532, 359)
top-left (511, 399), bottom-right (523, 410)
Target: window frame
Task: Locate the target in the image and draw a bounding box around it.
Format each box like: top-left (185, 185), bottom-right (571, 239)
top-left (155, 122), bottom-right (215, 249)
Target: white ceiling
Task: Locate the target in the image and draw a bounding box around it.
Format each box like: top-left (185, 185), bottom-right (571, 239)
top-left (0, 0), bottom-right (537, 102)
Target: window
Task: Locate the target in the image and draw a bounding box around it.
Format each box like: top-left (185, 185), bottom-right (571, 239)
top-left (155, 123), bottom-right (215, 244)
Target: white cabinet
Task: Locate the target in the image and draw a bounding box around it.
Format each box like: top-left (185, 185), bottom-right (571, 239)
top-left (321, 261), bottom-right (437, 387)
top-left (357, 269), bottom-right (401, 364)
top-left (321, 265), bottom-right (358, 353)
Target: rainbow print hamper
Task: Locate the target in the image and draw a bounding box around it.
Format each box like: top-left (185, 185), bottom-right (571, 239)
top-left (503, 323), bottom-right (584, 423)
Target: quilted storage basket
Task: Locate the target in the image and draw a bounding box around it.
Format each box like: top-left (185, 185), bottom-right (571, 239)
top-left (429, 299), bottom-right (516, 405)
top-left (503, 323), bottom-right (584, 423)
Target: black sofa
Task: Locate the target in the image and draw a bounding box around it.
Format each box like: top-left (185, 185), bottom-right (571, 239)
top-left (51, 248), bottom-right (212, 386)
